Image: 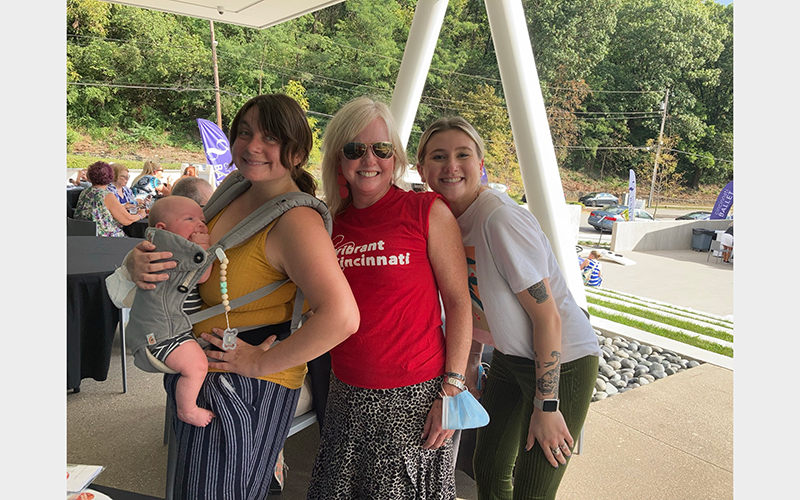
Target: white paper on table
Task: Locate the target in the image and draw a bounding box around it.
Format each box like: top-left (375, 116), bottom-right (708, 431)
top-left (66, 464), bottom-right (105, 493)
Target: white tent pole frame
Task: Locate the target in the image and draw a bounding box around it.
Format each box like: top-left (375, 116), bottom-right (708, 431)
top-left (485, 0), bottom-right (587, 308)
top-left (390, 0), bottom-right (448, 150)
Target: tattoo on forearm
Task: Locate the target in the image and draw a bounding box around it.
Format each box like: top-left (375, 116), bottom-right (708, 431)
top-left (527, 280), bottom-right (549, 304)
top-left (535, 350), bottom-right (561, 397)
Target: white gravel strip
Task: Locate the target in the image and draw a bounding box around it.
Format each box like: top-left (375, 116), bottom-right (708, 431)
top-left (589, 304), bottom-right (734, 350)
top-left (585, 289), bottom-right (734, 334)
top-left (588, 287), bottom-right (734, 324)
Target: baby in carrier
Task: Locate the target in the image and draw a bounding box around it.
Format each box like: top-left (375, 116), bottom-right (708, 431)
top-left (133, 196), bottom-right (214, 427)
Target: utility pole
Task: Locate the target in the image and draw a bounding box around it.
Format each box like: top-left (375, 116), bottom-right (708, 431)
top-left (210, 21), bottom-right (222, 129)
top-left (648, 88), bottom-right (669, 208)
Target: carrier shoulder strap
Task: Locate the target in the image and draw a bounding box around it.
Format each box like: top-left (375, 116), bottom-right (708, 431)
top-left (187, 170), bottom-right (332, 325)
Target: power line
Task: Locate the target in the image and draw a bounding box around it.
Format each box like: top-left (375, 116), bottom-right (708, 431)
top-left (664, 148), bottom-right (733, 164)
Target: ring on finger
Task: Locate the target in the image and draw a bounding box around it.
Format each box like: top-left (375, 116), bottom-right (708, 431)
top-left (551, 447), bottom-right (561, 455)
top-left (560, 443), bottom-right (569, 450)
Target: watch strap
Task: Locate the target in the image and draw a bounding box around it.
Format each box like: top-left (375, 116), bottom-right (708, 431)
top-left (534, 397), bottom-right (559, 412)
top-left (443, 376), bottom-right (467, 392)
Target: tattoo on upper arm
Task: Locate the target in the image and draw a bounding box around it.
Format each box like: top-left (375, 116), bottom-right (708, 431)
top-left (526, 280), bottom-right (549, 304)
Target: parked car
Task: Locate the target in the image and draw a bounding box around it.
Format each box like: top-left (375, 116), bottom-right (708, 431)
top-left (675, 211), bottom-right (712, 220)
top-left (588, 205), bottom-right (654, 232)
top-left (579, 192), bottom-right (619, 207)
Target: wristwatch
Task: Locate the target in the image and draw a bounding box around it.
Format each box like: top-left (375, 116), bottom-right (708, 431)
top-left (533, 397), bottom-right (559, 412)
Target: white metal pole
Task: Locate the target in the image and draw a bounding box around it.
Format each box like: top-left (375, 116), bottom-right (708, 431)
top-left (484, 0), bottom-right (587, 308)
top-left (389, 0), bottom-right (449, 150)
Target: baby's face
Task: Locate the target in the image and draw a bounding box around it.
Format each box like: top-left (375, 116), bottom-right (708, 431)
top-left (162, 199), bottom-right (207, 240)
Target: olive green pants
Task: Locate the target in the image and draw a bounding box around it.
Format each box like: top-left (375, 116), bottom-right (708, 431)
top-left (474, 351), bottom-right (599, 500)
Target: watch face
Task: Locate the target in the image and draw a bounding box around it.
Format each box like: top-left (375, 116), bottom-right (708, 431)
top-left (542, 399), bottom-right (559, 412)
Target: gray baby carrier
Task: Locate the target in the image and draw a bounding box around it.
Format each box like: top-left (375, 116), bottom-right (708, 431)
top-left (126, 170), bottom-right (332, 373)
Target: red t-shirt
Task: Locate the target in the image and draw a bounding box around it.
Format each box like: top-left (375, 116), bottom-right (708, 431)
top-left (330, 186), bottom-right (446, 389)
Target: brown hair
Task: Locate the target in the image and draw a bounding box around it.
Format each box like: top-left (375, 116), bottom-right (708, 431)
top-left (229, 94), bottom-right (316, 196)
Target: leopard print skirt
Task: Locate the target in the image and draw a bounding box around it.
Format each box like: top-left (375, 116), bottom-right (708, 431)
top-left (307, 374), bottom-right (456, 500)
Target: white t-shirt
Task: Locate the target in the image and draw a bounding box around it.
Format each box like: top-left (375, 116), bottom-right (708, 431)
top-left (457, 189), bottom-right (601, 363)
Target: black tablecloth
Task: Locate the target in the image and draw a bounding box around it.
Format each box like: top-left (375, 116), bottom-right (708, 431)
top-left (67, 236), bottom-right (143, 391)
top-left (123, 219), bottom-right (149, 238)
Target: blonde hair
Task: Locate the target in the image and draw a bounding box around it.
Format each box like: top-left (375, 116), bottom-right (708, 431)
top-left (321, 96), bottom-right (408, 218)
top-left (131, 160), bottom-right (162, 186)
top-left (109, 162), bottom-right (129, 183)
top-left (416, 116), bottom-right (486, 166)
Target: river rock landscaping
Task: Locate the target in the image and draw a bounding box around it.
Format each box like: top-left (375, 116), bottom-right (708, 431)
top-left (592, 330), bottom-right (701, 402)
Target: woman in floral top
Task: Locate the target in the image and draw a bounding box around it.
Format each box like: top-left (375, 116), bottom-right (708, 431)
top-left (74, 161), bottom-right (147, 237)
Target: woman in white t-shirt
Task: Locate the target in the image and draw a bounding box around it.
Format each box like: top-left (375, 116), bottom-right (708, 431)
top-left (416, 116), bottom-right (602, 500)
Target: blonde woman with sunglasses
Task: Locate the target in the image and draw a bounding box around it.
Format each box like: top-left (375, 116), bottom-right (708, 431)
top-left (307, 96), bottom-right (472, 500)
top-left (131, 159), bottom-right (172, 200)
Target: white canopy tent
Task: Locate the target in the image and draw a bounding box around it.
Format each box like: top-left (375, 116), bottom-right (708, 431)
top-left (106, 0), bottom-right (587, 308)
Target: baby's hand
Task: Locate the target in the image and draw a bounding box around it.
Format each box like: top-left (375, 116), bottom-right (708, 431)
top-left (189, 232), bottom-right (211, 248)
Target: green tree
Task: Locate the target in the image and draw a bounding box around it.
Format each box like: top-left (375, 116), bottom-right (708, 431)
top-left (589, 0), bottom-right (730, 185)
top-left (525, 0), bottom-right (621, 84)
top-left (636, 135), bottom-right (682, 208)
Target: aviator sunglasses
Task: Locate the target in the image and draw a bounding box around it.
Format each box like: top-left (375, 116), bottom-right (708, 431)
top-left (342, 141), bottom-right (395, 160)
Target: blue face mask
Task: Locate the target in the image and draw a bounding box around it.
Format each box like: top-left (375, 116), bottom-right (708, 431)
top-left (442, 390), bottom-right (490, 430)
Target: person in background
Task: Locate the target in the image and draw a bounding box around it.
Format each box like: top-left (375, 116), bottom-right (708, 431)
top-left (579, 250), bottom-right (603, 287)
top-left (181, 165), bottom-right (198, 178)
top-left (121, 94), bottom-right (359, 500)
top-left (416, 116), bottom-right (601, 500)
top-left (718, 223), bottom-right (733, 263)
top-left (170, 176), bottom-right (214, 207)
top-left (74, 161), bottom-right (147, 237)
top-left (68, 168), bottom-right (91, 188)
top-left (108, 163), bottom-right (138, 213)
top-left (131, 160), bottom-right (172, 200)
top-left (304, 96), bottom-right (472, 500)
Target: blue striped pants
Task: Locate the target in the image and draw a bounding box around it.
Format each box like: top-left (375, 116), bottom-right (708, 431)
top-left (164, 372), bottom-right (301, 500)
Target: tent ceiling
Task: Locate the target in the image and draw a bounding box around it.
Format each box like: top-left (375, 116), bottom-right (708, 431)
top-left (107, 1), bottom-right (346, 29)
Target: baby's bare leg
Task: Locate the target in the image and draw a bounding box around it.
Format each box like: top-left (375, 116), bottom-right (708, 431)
top-left (165, 341), bottom-right (215, 427)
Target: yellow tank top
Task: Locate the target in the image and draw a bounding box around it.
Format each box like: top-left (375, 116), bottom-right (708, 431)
top-left (194, 206), bottom-right (307, 389)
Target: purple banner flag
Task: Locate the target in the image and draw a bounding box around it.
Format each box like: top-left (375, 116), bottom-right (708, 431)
top-left (710, 180), bottom-right (733, 219)
top-left (628, 169), bottom-right (636, 221)
top-left (197, 118), bottom-right (235, 187)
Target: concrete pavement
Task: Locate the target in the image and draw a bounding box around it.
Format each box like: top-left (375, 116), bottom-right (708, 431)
top-left (594, 247), bottom-right (733, 318)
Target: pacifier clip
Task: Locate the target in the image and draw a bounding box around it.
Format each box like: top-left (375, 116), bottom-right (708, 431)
top-left (215, 248), bottom-right (238, 350)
